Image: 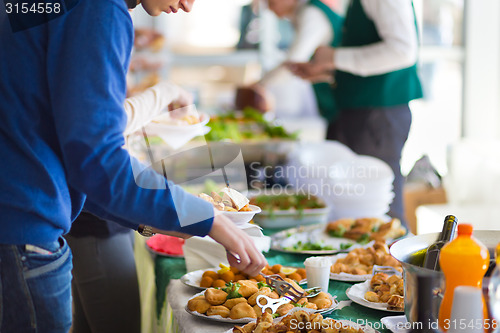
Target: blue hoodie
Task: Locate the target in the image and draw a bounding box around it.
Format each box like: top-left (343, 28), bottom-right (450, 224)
top-left (0, 0), bottom-right (213, 245)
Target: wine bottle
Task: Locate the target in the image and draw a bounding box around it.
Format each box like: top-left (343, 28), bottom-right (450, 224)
top-left (423, 215), bottom-right (458, 271)
top-left (409, 274), bottom-right (443, 333)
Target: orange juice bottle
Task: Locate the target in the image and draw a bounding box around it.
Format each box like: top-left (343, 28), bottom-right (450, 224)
top-left (438, 223), bottom-right (490, 331)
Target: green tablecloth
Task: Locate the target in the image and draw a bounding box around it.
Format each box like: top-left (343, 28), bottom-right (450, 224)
top-left (154, 249), bottom-right (392, 333)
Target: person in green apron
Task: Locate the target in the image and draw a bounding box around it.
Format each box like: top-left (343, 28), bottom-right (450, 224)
top-left (242, 0), bottom-right (343, 122)
top-left (289, 0), bottom-right (423, 227)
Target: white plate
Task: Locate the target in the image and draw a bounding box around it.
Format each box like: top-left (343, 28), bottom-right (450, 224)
top-left (180, 268), bottom-right (307, 290)
top-left (380, 315), bottom-right (410, 333)
top-left (346, 280), bottom-right (404, 313)
top-left (328, 253), bottom-right (373, 282)
top-left (217, 205), bottom-right (261, 226)
top-left (271, 224), bottom-right (364, 255)
top-left (253, 207), bottom-right (330, 229)
top-left (147, 112), bottom-right (210, 133)
top-left (186, 291), bottom-right (338, 324)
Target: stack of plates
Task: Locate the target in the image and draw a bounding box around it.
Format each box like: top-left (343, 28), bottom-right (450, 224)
top-left (286, 141), bottom-right (356, 197)
top-left (328, 155), bottom-right (394, 219)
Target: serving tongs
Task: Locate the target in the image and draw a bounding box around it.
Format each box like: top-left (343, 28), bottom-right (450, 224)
top-left (256, 273), bottom-right (322, 314)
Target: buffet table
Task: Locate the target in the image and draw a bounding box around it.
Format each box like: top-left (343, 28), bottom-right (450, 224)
top-left (135, 234), bottom-right (395, 333)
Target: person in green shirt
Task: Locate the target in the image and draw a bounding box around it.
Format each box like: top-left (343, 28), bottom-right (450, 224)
top-left (289, 0), bottom-right (423, 227)
top-left (239, 0), bottom-right (343, 122)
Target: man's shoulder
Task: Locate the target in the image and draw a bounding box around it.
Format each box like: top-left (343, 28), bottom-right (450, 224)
top-left (71, 0), bottom-right (130, 18)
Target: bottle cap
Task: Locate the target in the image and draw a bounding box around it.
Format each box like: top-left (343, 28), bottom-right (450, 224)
top-left (457, 223), bottom-right (473, 236)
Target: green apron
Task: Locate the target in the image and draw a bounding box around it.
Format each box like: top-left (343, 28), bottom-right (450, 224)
top-left (333, 0), bottom-right (423, 108)
top-left (308, 0), bottom-right (344, 122)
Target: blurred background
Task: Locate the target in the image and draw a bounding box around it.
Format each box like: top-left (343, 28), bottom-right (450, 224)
top-left (128, 0), bottom-right (500, 234)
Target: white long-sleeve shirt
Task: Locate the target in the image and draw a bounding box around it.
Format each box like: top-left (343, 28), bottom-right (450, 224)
top-left (334, 0), bottom-right (418, 77)
top-left (260, 4), bottom-right (333, 86)
top-left (123, 81), bottom-right (182, 136)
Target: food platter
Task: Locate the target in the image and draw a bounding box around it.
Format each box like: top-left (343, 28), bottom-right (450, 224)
top-left (270, 224), bottom-right (364, 255)
top-left (180, 267), bottom-right (307, 290)
top-left (186, 290), bottom-right (339, 324)
top-left (346, 281), bottom-right (404, 313)
top-left (252, 207), bottom-right (330, 229)
top-left (328, 253), bottom-right (373, 282)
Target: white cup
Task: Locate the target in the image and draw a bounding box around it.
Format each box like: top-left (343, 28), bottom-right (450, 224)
top-left (304, 256), bottom-right (331, 292)
top-left (448, 286), bottom-right (484, 333)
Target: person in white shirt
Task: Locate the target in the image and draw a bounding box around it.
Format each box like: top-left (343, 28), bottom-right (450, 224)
top-left (289, 0), bottom-right (423, 227)
top-left (241, 0), bottom-right (343, 121)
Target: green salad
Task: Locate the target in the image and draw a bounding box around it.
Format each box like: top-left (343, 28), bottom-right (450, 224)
top-left (284, 241), bottom-right (353, 252)
top-left (249, 193), bottom-right (326, 212)
top-left (205, 108), bottom-right (298, 142)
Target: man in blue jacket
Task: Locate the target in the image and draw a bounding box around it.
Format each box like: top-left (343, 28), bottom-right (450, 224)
top-left (0, 0), bottom-right (266, 331)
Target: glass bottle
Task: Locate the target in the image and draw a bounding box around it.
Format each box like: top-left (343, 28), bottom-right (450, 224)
top-left (423, 215), bottom-right (458, 271)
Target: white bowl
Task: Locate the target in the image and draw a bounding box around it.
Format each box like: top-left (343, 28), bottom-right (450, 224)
top-left (217, 204), bottom-right (261, 226)
top-left (252, 206), bottom-right (330, 229)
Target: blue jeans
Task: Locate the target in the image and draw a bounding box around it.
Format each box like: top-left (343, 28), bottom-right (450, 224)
top-left (0, 237), bottom-right (73, 333)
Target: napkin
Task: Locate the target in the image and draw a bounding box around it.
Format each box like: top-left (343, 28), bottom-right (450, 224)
top-left (183, 224), bottom-right (271, 272)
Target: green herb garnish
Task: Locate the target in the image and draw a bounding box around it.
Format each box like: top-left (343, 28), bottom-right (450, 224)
top-left (222, 282), bottom-right (243, 299)
top-left (340, 243), bottom-right (353, 250)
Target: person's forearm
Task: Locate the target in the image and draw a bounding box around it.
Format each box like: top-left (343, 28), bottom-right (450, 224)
top-left (123, 81), bottom-right (181, 136)
top-left (260, 5), bottom-right (332, 86)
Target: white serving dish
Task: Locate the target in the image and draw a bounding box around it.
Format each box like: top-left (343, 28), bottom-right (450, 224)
top-left (217, 204), bottom-right (261, 226)
top-left (253, 207), bottom-right (330, 229)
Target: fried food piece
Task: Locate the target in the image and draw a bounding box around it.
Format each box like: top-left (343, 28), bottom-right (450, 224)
top-left (250, 275), bottom-right (265, 282)
top-left (220, 271), bottom-right (235, 283)
top-left (206, 305), bottom-right (230, 318)
top-left (202, 270), bottom-right (219, 280)
top-left (234, 274), bottom-right (246, 282)
top-left (283, 278), bottom-right (304, 294)
top-left (370, 273), bottom-right (388, 289)
top-left (308, 292), bottom-right (332, 309)
top-left (212, 279), bottom-right (226, 288)
top-left (271, 264), bottom-right (282, 274)
top-left (187, 297), bottom-right (211, 314)
top-left (200, 276), bottom-right (214, 288)
top-left (296, 268), bottom-right (307, 279)
top-left (230, 302), bottom-right (257, 320)
top-left (253, 304), bottom-right (273, 318)
top-left (287, 273), bottom-right (302, 282)
top-left (276, 303), bottom-right (294, 317)
top-left (304, 302), bottom-right (318, 310)
top-left (239, 204), bottom-right (252, 212)
top-left (233, 322), bottom-right (257, 333)
top-left (223, 297), bottom-right (247, 309)
top-left (239, 280), bottom-right (259, 298)
top-left (364, 291), bottom-right (380, 302)
top-left (387, 295), bottom-right (405, 311)
top-left (248, 287), bottom-right (274, 306)
top-left (204, 288), bottom-right (228, 305)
